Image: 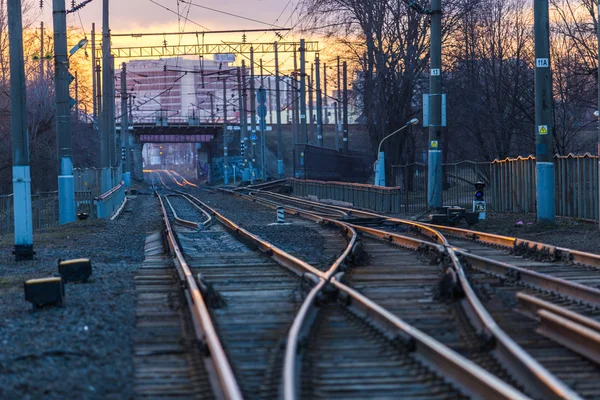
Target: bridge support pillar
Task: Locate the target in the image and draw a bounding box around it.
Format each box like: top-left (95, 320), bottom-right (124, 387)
top-left (132, 142), bottom-right (143, 181)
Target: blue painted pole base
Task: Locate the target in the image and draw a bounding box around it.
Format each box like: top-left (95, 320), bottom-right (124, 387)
top-left (536, 162), bottom-right (555, 222)
top-left (58, 174), bottom-right (76, 224)
top-left (278, 159), bottom-right (284, 178)
top-left (13, 165), bottom-right (33, 250)
top-left (123, 172), bottom-right (131, 188)
top-left (374, 152), bottom-right (385, 186)
top-left (427, 150), bottom-right (443, 208)
top-left (242, 168), bottom-right (251, 182)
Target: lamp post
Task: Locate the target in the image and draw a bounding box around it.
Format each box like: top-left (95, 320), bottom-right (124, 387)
top-left (374, 118), bottom-right (419, 187)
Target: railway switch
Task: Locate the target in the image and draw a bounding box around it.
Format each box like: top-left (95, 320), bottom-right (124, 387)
top-left (59, 258), bottom-right (92, 283)
top-left (24, 277), bottom-right (65, 308)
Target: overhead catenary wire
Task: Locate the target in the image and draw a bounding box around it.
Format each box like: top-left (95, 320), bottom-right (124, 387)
top-left (178, 0), bottom-right (286, 29)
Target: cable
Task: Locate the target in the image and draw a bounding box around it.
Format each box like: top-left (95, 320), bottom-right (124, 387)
top-left (148, 0), bottom-right (211, 31)
top-left (179, 0), bottom-right (286, 28)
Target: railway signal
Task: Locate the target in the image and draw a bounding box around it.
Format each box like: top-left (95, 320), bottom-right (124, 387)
top-left (473, 181), bottom-right (486, 220)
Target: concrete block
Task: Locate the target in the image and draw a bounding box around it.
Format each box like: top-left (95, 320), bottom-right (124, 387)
top-left (24, 277), bottom-right (64, 308)
top-left (59, 258), bottom-right (92, 283)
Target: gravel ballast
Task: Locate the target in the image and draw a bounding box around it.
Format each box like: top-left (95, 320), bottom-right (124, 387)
top-left (0, 191), bottom-right (162, 399)
top-left (186, 189), bottom-right (337, 269)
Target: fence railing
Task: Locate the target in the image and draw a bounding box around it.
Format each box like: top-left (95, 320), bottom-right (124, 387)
top-left (0, 190), bottom-right (92, 235)
top-left (292, 154), bottom-right (600, 220)
top-left (96, 181), bottom-right (126, 219)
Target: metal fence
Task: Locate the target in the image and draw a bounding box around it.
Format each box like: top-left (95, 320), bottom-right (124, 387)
top-left (293, 144), bottom-right (369, 182)
top-left (0, 167), bottom-right (126, 235)
top-left (292, 154), bottom-right (600, 219)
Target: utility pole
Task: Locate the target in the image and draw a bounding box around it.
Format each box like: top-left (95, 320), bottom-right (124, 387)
top-left (426, 0), bottom-right (443, 209)
top-left (275, 42), bottom-right (283, 178)
top-left (342, 61), bottom-right (349, 154)
top-left (101, 0), bottom-right (111, 192)
top-left (237, 66), bottom-right (247, 169)
top-left (323, 62), bottom-right (328, 125)
top-left (39, 21), bottom-right (44, 79)
top-left (75, 71), bottom-right (79, 121)
top-left (92, 23), bottom-right (96, 121)
top-left (337, 56), bottom-right (342, 151)
top-left (316, 55), bottom-right (323, 147)
top-left (121, 62), bottom-right (131, 187)
top-left (110, 55), bottom-right (117, 168)
top-left (210, 92), bottom-right (215, 124)
top-left (597, 0), bottom-right (600, 229)
top-left (53, 0), bottom-right (75, 225)
top-left (292, 46), bottom-right (298, 151)
top-left (260, 58), bottom-right (266, 180)
top-left (534, 0), bottom-right (555, 222)
top-left (223, 78), bottom-right (229, 184)
top-left (309, 63), bottom-right (314, 143)
top-left (96, 60), bottom-right (102, 167)
top-left (299, 39), bottom-right (308, 144)
top-left (240, 61), bottom-right (251, 182)
top-left (268, 78), bottom-right (273, 125)
top-left (8, 0), bottom-right (34, 260)
top-left (250, 47), bottom-right (257, 179)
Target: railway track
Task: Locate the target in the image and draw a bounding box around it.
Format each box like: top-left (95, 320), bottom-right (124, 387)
top-left (154, 171), bottom-right (528, 399)
top-left (201, 183), bottom-right (600, 399)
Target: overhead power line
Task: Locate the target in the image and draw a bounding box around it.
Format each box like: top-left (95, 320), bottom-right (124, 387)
top-left (179, 0), bottom-right (286, 29)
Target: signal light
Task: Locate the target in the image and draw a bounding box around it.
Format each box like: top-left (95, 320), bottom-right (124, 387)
top-left (474, 181), bottom-right (485, 200)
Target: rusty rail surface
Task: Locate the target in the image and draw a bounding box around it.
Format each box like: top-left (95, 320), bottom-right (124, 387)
top-left (219, 189), bottom-right (536, 399)
top-left (232, 188), bottom-right (584, 400)
top-left (157, 192), bottom-right (243, 400)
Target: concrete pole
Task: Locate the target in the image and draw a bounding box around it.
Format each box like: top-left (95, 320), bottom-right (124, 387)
top-left (53, 0), bottom-right (76, 225)
top-left (40, 21), bottom-right (44, 79)
top-left (316, 55), bottom-right (323, 147)
top-left (292, 47), bottom-right (298, 149)
top-left (534, 0), bottom-right (555, 222)
top-left (110, 55), bottom-right (117, 169)
top-left (121, 62), bottom-right (131, 186)
top-left (260, 58), bottom-right (266, 179)
top-left (101, 0), bottom-right (112, 192)
top-left (598, 0), bottom-right (600, 227)
top-left (309, 63), bottom-right (314, 143)
top-left (342, 61), bottom-right (349, 154)
top-left (337, 56), bottom-right (342, 151)
top-left (96, 60), bottom-right (103, 168)
top-left (75, 71), bottom-right (79, 121)
top-left (323, 62), bottom-right (328, 125)
top-left (250, 47), bottom-right (257, 175)
top-left (210, 93), bottom-right (215, 124)
top-left (275, 42), bottom-right (283, 177)
top-left (237, 66), bottom-right (247, 167)
top-left (240, 62), bottom-right (251, 182)
top-left (426, 0), bottom-right (443, 209)
top-left (222, 78), bottom-right (229, 184)
top-left (8, 0), bottom-right (34, 260)
top-left (268, 77), bottom-right (273, 125)
top-left (299, 39), bottom-right (308, 144)
top-left (92, 23), bottom-right (96, 121)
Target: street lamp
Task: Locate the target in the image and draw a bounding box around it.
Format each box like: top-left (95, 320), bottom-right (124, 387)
top-left (374, 118), bottom-right (419, 187)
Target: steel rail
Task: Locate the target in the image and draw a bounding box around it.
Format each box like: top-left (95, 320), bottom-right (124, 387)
top-left (457, 250), bottom-right (600, 307)
top-left (174, 191), bottom-right (213, 227)
top-left (329, 278), bottom-right (531, 400)
top-left (252, 189), bottom-right (600, 267)
top-left (226, 188), bottom-right (583, 400)
top-left (187, 189), bottom-right (533, 400)
top-left (516, 293), bottom-right (600, 365)
top-left (163, 194), bottom-right (200, 229)
top-left (239, 189), bottom-right (348, 219)
top-left (157, 193), bottom-right (243, 400)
